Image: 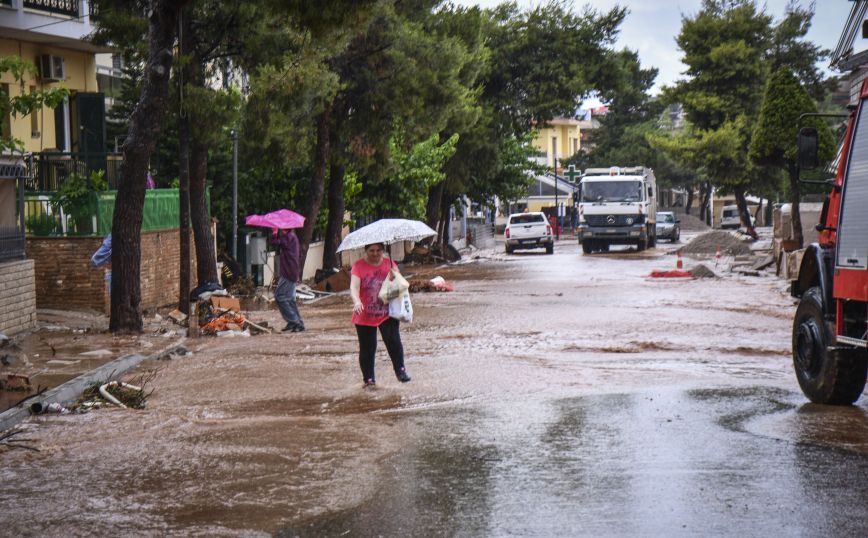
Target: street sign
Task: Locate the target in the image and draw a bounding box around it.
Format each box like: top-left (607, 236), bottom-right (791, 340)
top-left (565, 164), bottom-right (580, 184)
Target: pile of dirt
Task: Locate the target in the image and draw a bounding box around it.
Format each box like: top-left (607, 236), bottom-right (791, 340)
top-left (679, 230), bottom-right (752, 257)
top-left (689, 264), bottom-right (718, 278)
top-left (673, 211), bottom-right (710, 232)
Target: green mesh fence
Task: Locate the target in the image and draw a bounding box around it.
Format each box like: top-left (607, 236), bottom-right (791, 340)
top-left (25, 189), bottom-right (210, 237)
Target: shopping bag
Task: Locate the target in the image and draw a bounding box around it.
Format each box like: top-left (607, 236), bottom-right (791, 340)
top-left (378, 268), bottom-right (409, 303)
top-left (389, 291), bottom-right (413, 322)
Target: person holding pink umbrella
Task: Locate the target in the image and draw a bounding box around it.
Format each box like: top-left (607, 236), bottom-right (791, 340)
top-left (269, 227), bottom-right (304, 332)
top-left (246, 209), bottom-right (307, 333)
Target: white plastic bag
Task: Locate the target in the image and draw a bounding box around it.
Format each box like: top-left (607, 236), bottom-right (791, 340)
top-left (389, 291), bottom-right (413, 322)
top-left (378, 268), bottom-right (409, 303)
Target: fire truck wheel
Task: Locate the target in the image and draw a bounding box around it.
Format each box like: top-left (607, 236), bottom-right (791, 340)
top-left (793, 287), bottom-right (868, 404)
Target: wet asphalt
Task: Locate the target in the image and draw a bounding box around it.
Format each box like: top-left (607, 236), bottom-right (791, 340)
top-left (4, 235), bottom-right (868, 537)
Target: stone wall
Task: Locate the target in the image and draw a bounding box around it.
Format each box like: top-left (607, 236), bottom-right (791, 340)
top-left (28, 230), bottom-right (198, 314)
top-left (0, 259), bottom-right (37, 335)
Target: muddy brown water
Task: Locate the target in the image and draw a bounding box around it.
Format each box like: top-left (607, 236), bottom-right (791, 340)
top-left (3, 237), bottom-right (868, 536)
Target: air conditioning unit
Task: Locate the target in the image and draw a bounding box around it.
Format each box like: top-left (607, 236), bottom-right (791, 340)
top-left (39, 55), bottom-right (66, 82)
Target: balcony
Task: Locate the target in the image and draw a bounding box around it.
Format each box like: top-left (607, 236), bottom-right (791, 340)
top-left (29, 151), bottom-right (124, 192)
top-left (23, 0), bottom-right (79, 17)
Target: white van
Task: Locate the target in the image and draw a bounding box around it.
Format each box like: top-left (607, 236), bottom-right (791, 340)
top-left (720, 205), bottom-right (755, 229)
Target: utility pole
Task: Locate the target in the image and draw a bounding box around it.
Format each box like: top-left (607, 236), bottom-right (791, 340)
top-left (230, 129), bottom-right (238, 259)
top-left (554, 157), bottom-right (560, 240)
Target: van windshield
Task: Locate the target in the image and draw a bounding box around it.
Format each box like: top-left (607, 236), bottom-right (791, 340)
top-left (581, 180), bottom-right (643, 203)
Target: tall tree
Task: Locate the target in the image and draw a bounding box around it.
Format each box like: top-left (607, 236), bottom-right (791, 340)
top-left (748, 67), bottom-right (835, 247)
top-left (110, 0), bottom-right (189, 333)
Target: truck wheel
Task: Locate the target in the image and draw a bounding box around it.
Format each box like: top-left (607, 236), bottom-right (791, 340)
top-left (582, 241), bottom-right (592, 254)
top-left (546, 244), bottom-right (554, 254)
top-left (505, 245), bottom-right (513, 254)
top-left (793, 287), bottom-right (868, 404)
top-left (600, 242), bottom-right (609, 252)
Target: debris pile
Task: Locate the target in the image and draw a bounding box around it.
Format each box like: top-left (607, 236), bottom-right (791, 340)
top-left (679, 230), bottom-right (752, 257)
top-left (408, 276), bottom-right (455, 292)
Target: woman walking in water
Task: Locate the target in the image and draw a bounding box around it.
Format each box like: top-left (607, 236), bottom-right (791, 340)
top-left (349, 243), bottom-right (412, 387)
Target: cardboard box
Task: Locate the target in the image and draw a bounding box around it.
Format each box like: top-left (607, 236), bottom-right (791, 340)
top-left (211, 296), bottom-right (241, 312)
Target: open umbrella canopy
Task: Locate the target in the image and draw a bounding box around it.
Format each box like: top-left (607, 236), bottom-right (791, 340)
top-left (245, 209), bottom-right (305, 230)
top-left (336, 218), bottom-right (437, 252)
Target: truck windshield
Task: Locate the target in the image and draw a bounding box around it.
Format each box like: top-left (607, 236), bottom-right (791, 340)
top-left (581, 180), bottom-right (643, 202)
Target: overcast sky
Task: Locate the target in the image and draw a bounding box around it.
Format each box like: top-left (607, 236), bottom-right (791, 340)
top-left (450, 1), bottom-right (846, 103)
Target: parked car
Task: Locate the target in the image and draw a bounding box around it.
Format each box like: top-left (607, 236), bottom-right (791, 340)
top-left (655, 211), bottom-right (680, 242)
top-left (504, 212), bottom-right (554, 254)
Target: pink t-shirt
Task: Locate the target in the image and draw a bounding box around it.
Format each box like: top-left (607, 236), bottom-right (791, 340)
top-left (351, 257), bottom-right (397, 326)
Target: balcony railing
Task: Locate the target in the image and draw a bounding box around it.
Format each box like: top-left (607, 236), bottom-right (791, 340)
top-left (28, 152), bottom-right (124, 192)
top-left (23, 0), bottom-right (79, 17)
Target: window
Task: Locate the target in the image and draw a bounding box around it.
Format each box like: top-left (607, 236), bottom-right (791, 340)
top-left (0, 84), bottom-right (10, 141)
top-left (510, 214), bottom-right (545, 224)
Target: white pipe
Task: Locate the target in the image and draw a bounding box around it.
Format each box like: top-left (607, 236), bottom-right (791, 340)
top-left (98, 381), bottom-right (142, 409)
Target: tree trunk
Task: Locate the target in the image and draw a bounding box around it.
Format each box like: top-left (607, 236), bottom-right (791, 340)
top-left (685, 186), bottom-right (694, 215)
top-left (698, 183), bottom-right (708, 223)
top-left (182, 10), bottom-right (218, 288)
top-left (111, 0), bottom-right (186, 333)
top-left (322, 156), bottom-right (345, 271)
top-left (190, 140), bottom-right (218, 284)
top-left (426, 181), bottom-right (444, 234)
top-left (178, 114), bottom-right (191, 312)
top-left (298, 103), bottom-right (332, 274)
top-left (733, 185), bottom-right (758, 239)
top-left (789, 163), bottom-right (804, 248)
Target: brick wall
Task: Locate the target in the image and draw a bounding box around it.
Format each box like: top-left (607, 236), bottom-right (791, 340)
top-left (0, 259), bottom-right (37, 335)
top-left (28, 230), bottom-right (198, 315)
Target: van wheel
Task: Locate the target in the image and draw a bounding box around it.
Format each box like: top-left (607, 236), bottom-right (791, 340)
top-left (793, 287), bottom-right (868, 404)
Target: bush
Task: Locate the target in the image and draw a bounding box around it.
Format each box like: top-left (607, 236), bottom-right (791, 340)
top-left (25, 213), bottom-right (59, 236)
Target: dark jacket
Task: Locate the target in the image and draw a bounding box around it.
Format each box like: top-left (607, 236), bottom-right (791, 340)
top-left (270, 231), bottom-right (301, 282)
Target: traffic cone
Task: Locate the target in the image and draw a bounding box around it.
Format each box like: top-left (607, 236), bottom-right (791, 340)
top-left (676, 250), bottom-right (683, 269)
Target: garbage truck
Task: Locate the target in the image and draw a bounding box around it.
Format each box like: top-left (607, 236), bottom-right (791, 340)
top-left (791, 80), bottom-right (868, 404)
top-left (577, 166), bottom-right (657, 254)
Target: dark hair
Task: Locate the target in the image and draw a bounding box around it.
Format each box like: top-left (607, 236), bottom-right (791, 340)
top-left (364, 243), bottom-right (385, 251)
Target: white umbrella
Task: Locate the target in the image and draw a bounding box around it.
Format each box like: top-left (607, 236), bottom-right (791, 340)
top-left (336, 218), bottom-right (437, 252)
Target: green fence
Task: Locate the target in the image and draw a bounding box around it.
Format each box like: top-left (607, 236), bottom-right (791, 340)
top-left (24, 188), bottom-right (211, 237)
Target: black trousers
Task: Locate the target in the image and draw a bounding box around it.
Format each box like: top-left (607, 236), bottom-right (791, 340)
top-left (355, 318), bottom-right (405, 382)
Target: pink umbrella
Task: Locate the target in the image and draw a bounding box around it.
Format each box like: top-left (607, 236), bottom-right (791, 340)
top-left (245, 209), bottom-right (305, 229)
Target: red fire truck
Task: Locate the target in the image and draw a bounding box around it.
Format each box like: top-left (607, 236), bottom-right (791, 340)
top-left (792, 80), bottom-right (868, 405)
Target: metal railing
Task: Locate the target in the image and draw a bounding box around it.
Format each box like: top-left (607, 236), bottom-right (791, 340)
top-left (0, 225), bottom-right (25, 263)
top-left (23, 0), bottom-right (79, 17)
top-left (28, 152), bottom-right (123, 192)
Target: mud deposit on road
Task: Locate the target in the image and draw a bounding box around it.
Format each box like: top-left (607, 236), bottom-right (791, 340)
top-left (3, 240), bottom-right (855, 536)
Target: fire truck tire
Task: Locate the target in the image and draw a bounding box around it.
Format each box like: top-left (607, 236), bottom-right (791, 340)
top-left (582, 242), bottom-right (593, 254)
top-left (793, 287), bottom-right (868, 404)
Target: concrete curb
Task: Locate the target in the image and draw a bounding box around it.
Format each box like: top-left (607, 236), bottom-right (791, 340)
top-left (0, 339), bottom-right (186, 433)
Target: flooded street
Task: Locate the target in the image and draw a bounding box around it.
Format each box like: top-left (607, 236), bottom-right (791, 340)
top-left (3, 236), bottom-right (868, 536)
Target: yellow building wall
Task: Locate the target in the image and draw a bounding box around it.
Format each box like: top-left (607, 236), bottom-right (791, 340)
top-left (531, 123), bottom-right (581, 168)
top-left (0, 38), bottom-right (98, 153)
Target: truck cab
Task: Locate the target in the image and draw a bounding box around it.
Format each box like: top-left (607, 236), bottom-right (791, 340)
top-left (577, 166), bottom-right (657, 254)
top-left (791, 80), bottom-right (868, 404)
